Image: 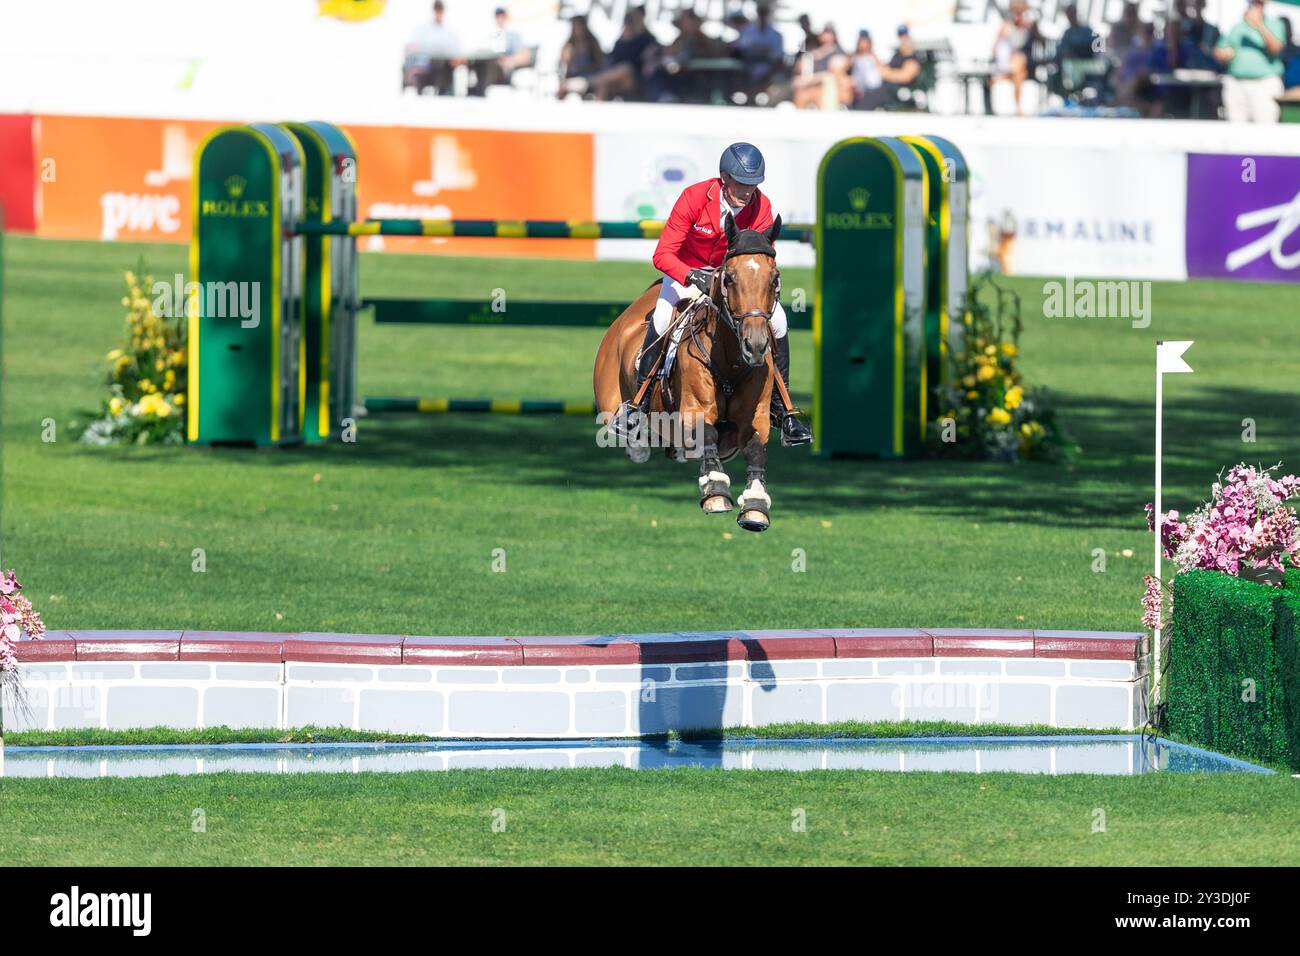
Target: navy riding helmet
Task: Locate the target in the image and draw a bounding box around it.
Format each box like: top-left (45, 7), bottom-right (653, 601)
top-left (719, 142), bottom-right (765, 185)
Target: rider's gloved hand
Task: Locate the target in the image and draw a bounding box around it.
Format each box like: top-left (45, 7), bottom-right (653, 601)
top-left (685, 268), bottom-right (714, 296)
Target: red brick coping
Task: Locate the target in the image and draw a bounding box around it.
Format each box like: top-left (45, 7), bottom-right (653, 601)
top-left (16, 629), bottom-right (1146, 667)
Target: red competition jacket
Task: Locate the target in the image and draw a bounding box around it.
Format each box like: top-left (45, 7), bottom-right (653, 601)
top-left (652, 178), bottom-right (774, 285)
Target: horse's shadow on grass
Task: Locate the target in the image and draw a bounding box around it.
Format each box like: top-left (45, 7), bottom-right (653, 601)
top-left (97, 384), bottom-right (1300, 530)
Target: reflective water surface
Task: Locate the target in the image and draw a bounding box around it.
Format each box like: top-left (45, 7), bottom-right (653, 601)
top-left (0, 735), bottom-right (1272, 777)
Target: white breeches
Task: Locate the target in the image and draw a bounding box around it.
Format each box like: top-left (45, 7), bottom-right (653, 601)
top-left (653, 275), bottom-right (787, 338)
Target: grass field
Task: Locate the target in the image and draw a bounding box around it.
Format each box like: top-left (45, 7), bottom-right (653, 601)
top-left (4, 235), bottom-right (1300, 867)
top-left (7, 235), bottom-right (1300, 636)
top-left (2, 767), bottom-right (1296, 866)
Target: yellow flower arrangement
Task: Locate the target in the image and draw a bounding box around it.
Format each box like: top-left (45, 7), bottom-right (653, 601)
top-left (80, 264), bottom-right (187, 446)
top-left (926, 273), bottom-right (1073, 462)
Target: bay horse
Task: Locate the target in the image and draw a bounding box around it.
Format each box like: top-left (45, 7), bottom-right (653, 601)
top-left (593, 216), bottom-right (782, 532)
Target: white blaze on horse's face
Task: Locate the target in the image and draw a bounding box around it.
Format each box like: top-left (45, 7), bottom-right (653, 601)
top-left (723, 253), bottom-right (777, 368)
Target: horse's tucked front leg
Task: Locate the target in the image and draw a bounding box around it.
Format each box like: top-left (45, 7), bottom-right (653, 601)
top-left (698, 422), bottom-right (733, 514)
top-left (736, 432), bottom-right (771, 532)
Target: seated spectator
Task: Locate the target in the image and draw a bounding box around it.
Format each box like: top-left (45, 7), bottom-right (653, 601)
top-left (558, 14), bottom-right (605, 98)
top-left (1149, 15), bottom-right (1216, 73)
top-left (1146, 16), bottom-right (1217, 117)
top-left (1182, 0), bottom-right (1220, 55)
top-left (1107, 1), bottom-right (1141, 55)
top-left (793, 25), bottom-right (852, 109)
top-left (1056, 4), bottom-right (1099, 61)
top-left (1114, 19), bottom-right (1158, 115)
top-left (993, 0), bottom-right (1039, 115)
top-left (850, 31), bottom-right (888, 110)
top-left (404, 0), bottom-right (461, 95)
top-left (732, 3), bottom-right (786, 95)
top-left (471, 6), bottom-right (532, 95)
top-left (590, 6), bottom-right (658, 101)
top-left (1283, 19), bottom-right (1300, 91)
top-left (1214, 0), bottom-right (1286, 122)
top-left (643, 10), bottom-right (732, 103)
top-left (882, 26), bottom-right (923, 93)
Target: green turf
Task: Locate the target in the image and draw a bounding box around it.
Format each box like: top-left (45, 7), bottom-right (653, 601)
top-left (5, 236), bottom-right (1299, 866)
top-left (0, 768), bottom-right (1295, 866)
top-left (9, 235), bottom-right (1298, 636)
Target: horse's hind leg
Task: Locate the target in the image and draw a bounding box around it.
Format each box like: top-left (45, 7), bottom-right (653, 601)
top-left (736, 432), bottom-right (771, 532)
top-left (697, 421), bottom-right (733, 514)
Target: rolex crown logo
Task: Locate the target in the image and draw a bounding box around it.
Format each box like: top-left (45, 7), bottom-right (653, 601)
top-left (224, 174), bottom-right (247, 199)
top-left (848, 187), bottom-right (870, 212)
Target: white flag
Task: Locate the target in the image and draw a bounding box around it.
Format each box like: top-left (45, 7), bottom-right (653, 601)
top-left (1156, 340), bottom-right (1194, 375)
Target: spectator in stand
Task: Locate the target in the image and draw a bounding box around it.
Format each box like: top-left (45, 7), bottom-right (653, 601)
top-left (558, 14), bottom-right (604, 98)
top-left (1114, 19), bottom-right (1157, 116)
top-left (792, 25), bottom-right (852, 109)
top-left (590, 6), bottom-right (658, 101)
top-left (850, 31), bottom-right (888, 110)
top-left (1215, 0), bottom-right (1286, 121)
top-left (1146, 15), bottom-right (1216, 116)
top-left (1056, 4), bottom-right (1098, 60)
top-left (404, 0), bottom-right (461, 95)
top-left (731, 3), bottom-right (786, 96)
top-left (884, 26), bottom-right (922, 89)
top-left (1182, 0), bottom-right (1220, 56)
top-left (1107, 2), bottom-right (1141, 55)
top-left (471, 7), bottom-right (531, 95)
top-left (643, 10), bottom-right (731, 103)
top-left (1283, 19), bottom-right (1300, 91)
top-left (1150, 14), bottom-right (1216, 72)
top-left (992, 0), bottom-right (1040, 115)
top-left (796, 14), bottom-right (821, 54)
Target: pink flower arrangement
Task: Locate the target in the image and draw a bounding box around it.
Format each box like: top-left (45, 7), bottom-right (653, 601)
top-left (1146, 463), bottom-right (1300, 578)
top-left (1143, 463), bottom-right (1300, 628)
top-left (0, 571), bottom-right (44, 674)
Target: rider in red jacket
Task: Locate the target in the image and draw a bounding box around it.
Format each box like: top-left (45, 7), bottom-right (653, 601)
top-left (616, 142), bottom-right (810, 447)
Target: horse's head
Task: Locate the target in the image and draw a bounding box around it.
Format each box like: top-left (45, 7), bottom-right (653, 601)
top-left (716, 214), bottom-right (782, 368)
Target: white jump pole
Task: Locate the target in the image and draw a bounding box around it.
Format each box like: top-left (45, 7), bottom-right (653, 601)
top-left (1153, 340), bottom-right (1194, 712)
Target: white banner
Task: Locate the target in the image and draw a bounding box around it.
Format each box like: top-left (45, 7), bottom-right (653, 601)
top-left (595, 129), bottom-right (1190, 280)
top-left (964, 144), bottom-right (1188, 279)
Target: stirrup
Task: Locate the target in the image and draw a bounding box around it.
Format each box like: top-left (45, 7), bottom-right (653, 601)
top-left (775, 410), bottom-right (812, 448)
top-left (609, 401), bottom-right (642, 442)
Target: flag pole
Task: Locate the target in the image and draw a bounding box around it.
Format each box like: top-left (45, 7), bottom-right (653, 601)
top-left (1152, 339), bottom-right (1194, 719)
top-left (1153, 344), bottom-right (1164, 711)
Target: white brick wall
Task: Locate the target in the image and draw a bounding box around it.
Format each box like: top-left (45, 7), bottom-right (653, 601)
top-left (9, 656), bottom-right (1148, 736)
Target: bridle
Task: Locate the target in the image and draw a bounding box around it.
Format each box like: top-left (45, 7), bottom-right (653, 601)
top-left (711, 258), bottom-right (780, 341)
top-left (682, 254), bottom-right (779, 404)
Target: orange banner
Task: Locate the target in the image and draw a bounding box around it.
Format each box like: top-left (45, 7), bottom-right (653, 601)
top-left (347, 124), bottom-right (594, 258)
top-left (33, 115), bottom-right (595, 258)
top-left (37, 115), bottom-right (221, 243)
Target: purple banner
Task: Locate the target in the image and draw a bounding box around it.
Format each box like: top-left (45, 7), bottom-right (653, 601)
top-left (1185, 153), bottom-right (1300, 283)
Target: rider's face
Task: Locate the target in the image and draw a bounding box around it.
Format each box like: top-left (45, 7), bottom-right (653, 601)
top-left (722, 173), bottom-right (757, 208)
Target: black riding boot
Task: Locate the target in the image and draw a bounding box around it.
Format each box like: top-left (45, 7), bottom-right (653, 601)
top-left (770, 335), bottom-right (812, 447)
top-left (633, 322), bottom-right (664, 411)
top-left (611, 322), bottom-right (664, 443)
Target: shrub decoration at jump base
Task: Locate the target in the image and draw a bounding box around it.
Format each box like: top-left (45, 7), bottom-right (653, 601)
top-left (79, 266), bottom-right (187, 446)
top-left (1145, 464), bottom-right (1300, 768)
top-left (0, 571), bottom-right (46, 745)
top-left (927, 274), bottom-right (1073, 462)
